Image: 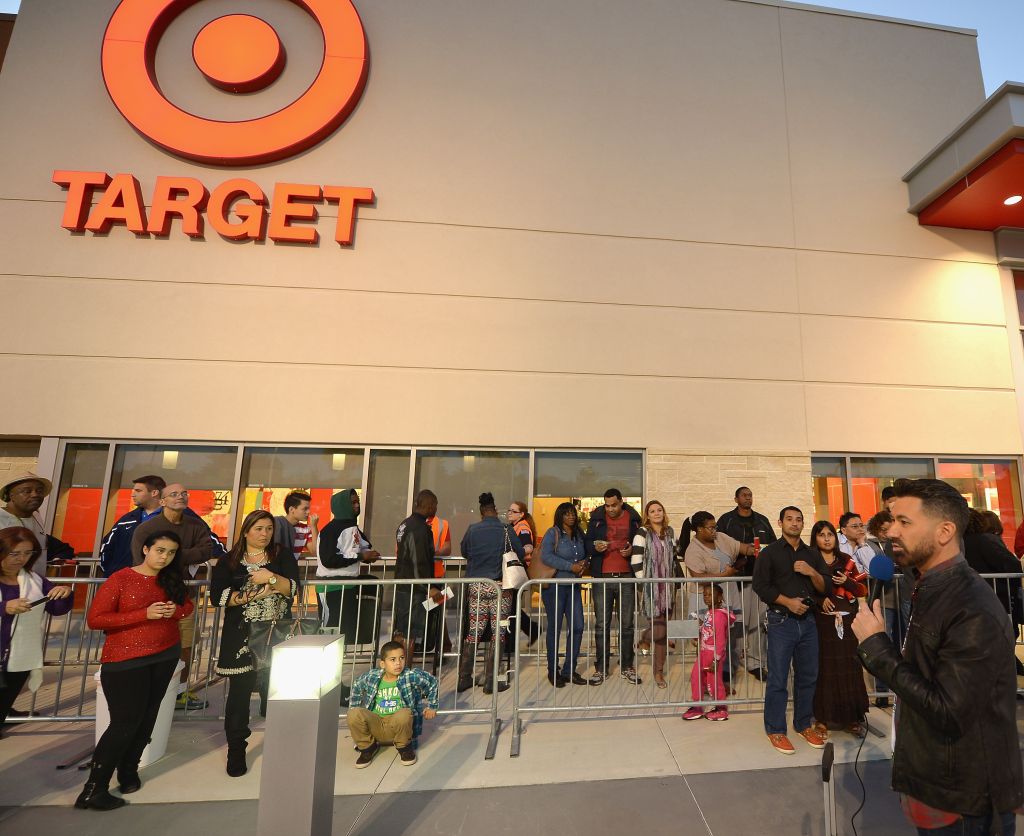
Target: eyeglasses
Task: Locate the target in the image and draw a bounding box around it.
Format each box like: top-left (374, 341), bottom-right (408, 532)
top-left (5, 549), bottom-right (35, 559)
top-left (165, 490), bottom-right (189, 499)
top-left (702, 524), bottom-right (717, 531)
top-left (507, 508), bottom-right (522, 515)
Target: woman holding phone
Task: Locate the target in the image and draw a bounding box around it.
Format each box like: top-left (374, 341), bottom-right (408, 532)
top-left (77, 529), bottom-right (192, 810)
top-left (0, 527), bottom-right (72, 733)
top-left (539, 502), bottom-right (590, 687)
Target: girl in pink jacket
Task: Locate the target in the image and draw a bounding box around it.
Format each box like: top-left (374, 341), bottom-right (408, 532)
top-left (683, 584), bottom-right (736, 721)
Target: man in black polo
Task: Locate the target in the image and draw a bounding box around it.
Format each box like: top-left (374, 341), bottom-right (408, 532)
top-left (853, 479), bottom-right (1023, 833)
top-left (752, 505), bottom-right (831, 755)
top-left (718, 487), bottom-right (777, 682)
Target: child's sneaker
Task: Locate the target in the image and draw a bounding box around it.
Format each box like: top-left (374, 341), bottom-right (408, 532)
top-left (397, 745), bottom-right (417, 766)
top-left (705, 708), bottom-right (729, 721)
top-left (354, 742), bottom-right (379, 768)
top-left (682, 707), bottom-right (705, 721)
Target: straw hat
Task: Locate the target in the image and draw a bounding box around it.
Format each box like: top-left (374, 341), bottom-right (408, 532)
top-left (0, 471), bottom-right (53, 502)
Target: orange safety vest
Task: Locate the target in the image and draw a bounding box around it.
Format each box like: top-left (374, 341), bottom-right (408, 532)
top-left (429, 517), bottom-right (449, 578)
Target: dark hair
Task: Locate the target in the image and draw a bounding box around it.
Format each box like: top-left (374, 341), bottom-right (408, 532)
top-left (378, 640), bottom-right (405, 659)
top-left (809, 520), bottom-right (839, 554)
top-left (478, 492), bottom-right (496, 512)
top-left (881, 486), bottom-right (897, 502)
top-left (734, 486), bottom-right (751, 499)
top-left (132, 475), bottom-right (166, 493)
top-left (891, 478), bottom-right (969, 536)
top-left (0, 526), bottom-right (43, 572)
top-left (603, 488), bottom-right (623, 501)
top-left (838, 512), bottom-right (861, 529)
top-left (778, 506), bottom-right (803, 522)
top-left (704, 582), bottom-right (724, 602)
top-left (225, 509), bottom-right (284, 570)
top-left (966, 508), bottom-right (1004, 537)
top-left (283, 491), bottom-right (311, 514)
top-left (140, 529), bottom-right (188, 605)
top-left (414, 489), bottom-right (437, 510)
top-left (553, 502), bottom-right (583, 540)
top-left (866, 510), bottom-right (893, 538)
top-left (678, 511), bottom-right (715, 555)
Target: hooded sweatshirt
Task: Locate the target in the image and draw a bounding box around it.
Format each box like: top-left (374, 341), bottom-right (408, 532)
top-left (316, 489), bottom-right (372, 579)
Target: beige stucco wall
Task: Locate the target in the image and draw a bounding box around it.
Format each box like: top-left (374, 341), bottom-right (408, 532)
top-left (0, 0), bottom-right (1018, 456)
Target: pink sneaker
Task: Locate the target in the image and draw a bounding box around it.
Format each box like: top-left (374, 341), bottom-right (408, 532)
top-left (682, 707), bottom-right (705, 721)
top-left (705, 708), bottom-right (729, 721)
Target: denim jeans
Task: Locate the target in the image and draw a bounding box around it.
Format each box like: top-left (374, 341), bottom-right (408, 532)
top-left (542, 583), bottom-right (584, 679)
top-left (592, 577), bottom-right (636, 673)
top-left (763, 609), bottom-right (819, 735)
top-left (918, 810), bottom-right (1016, 835)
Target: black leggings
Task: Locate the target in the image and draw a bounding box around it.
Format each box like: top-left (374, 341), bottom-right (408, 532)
top-left (224, 669), bottom-right (266, 746)
top-left (94, 657), bottom-right (178, 773)
top-left (0, 669), bottom-right (31, 726)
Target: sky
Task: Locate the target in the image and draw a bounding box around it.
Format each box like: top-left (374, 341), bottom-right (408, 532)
top-left (1, 0), bottom-right (1021, 94)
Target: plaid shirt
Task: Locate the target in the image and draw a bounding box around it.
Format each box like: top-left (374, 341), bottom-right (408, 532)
top-left (350, 667), bottom-right (439, 739)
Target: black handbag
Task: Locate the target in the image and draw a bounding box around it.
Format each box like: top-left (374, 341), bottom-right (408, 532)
top-left (246, 617), bottom-right (322, 671)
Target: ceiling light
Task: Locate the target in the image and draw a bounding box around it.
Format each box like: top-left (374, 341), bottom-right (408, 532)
top-left (1005, 195), bottom-right (1023, 206)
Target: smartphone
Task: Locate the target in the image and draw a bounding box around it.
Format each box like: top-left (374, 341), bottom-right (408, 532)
top-left (28, 597), bottom-right (50, 608)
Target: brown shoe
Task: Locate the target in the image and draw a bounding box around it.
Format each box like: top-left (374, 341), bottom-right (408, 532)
top-left (767, 733), bottom-right (795, 754)
top-left (812, 722), bottom-right (829, 739)
top-left (797, 727), bottom-right (827, 749)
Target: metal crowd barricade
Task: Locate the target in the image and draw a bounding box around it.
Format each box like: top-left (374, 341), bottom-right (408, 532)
top-left (510, 574), bottom-right (767, 756)
top-left (11, 573), bottom-right (506, 761)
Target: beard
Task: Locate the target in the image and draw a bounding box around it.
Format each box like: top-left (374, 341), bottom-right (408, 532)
top-left (890, 537), bottom-right (935, 570)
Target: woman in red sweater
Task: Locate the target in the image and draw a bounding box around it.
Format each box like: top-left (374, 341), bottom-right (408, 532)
top-left (75, 530), bottom-right (193, 811)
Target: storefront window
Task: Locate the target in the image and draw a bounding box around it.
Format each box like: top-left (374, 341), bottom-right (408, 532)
top-left (364, 450), bottom-right (410, 552)
top-left (849, 457), bottom-right (935, 518)
top-left (533, 451), bottom-right (643, 534)
top-left (414, 451), bottom-right (529, 556)
top-left (238, 447), bottom-right (364, 541)
top-left (811, 457), bottom-right (847, 526)
top-left (53, 443), bottom-right (110, 555)
top-left (938, 459), bottom-right (1023, 551)
top-left (104, 444), bottom-right (238, 546)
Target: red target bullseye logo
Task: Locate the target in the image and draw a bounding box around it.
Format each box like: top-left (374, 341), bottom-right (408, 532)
top-left (102, 0), bottom-right (369, 166)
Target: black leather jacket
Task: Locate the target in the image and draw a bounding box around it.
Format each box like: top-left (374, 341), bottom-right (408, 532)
top-left (857, 556), bottom-right (1023, 816)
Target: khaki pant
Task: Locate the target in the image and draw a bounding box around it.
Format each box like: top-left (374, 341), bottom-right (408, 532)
top-left (178, 615), bottom-right (195, 649)
top-left (347, 707), bottom-right (414, 750)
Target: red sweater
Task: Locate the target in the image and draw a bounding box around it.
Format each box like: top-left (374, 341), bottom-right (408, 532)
top-left (88, 568), bottom-right (194, 663)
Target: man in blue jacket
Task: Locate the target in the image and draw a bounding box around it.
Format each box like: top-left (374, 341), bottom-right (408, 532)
top-left (98, 475), bottom-right (166, 576)
top-left (585, 488), bottom-right (643, 684)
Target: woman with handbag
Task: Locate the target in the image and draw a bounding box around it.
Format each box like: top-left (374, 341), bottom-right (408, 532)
top-left (1, 527), bottom-right (73, 732)
top-left (505, 501), bottom-right (540, 650)
top-left (211, 509), bottom-right (300, 777)
top-left (456, 493), bottom-right (525, 694)
top-left (632, 501), bottom-right (677, 689)
top-left (538, 502), bottom-right (591, 687)
top-left (77, 529), bottom-right (191, 810)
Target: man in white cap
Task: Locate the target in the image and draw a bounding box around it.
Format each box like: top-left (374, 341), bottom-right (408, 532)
top-left (0, 471), bottom-right (74, 564)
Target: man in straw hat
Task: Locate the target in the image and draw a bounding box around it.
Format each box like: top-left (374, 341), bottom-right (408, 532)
top-left (0, 471), bottom-right (74, 565)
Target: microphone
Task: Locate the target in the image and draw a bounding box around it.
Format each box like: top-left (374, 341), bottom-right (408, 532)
top-left (866, 553), bottom-right (895, 609)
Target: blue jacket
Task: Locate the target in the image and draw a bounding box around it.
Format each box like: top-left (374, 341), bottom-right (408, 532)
top-left (584, 504), bottom-right (642, 577)
top-left (99, 506), bottom-right (222, 576)
top-left (349, 667), bottom-right (439, 740)
top-left (460, 516), bottom-right (524, 580)
top-left (540, 527), bottom-right (587, 578)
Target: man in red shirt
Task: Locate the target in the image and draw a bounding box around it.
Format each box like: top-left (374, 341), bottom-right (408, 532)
top-left (585, 489), bottom-right (643, 684)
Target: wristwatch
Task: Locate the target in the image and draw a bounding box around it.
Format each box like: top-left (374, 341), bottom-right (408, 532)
top-left (268, 575), bottom-right (277, 586)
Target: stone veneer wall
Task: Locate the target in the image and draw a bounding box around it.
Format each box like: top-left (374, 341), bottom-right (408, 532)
top-left (0, 441), bottom-right (41, 497)
top-left (646, 450), bottom-right (814, 536)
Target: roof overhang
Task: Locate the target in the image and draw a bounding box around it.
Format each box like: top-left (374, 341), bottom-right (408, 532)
top-left (904, 82), bottom-right (1024, 240)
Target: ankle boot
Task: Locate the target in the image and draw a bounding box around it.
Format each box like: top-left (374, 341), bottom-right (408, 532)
top-left (75, 764), bottom-right (125, 811)
top-left (456, 643), bottom-right (475, 693)
top-left (226, 742), bottom-right (247, 777)
top-left (481, 642), bottom-right (509, 695)
top-left (116, 739), bottom-right (148, 794)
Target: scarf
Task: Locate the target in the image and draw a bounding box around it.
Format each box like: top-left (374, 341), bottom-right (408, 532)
top-left (648, 530), bottom-right (672, 616)
top-left (7, 569), bottom-right (46, 691)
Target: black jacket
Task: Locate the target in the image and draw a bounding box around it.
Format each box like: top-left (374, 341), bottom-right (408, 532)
top-left (857, 557), bottom-right (1024, 816)
top-left (585, 504), bottom-right (642, 576)
top-left (716, 508), bottom-right (777, 575)
top-left (395, 512), bottom-right (437, 583)
top-left (963, 533), bottom-right (1023, 625)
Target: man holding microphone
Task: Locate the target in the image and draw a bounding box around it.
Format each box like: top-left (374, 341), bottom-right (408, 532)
top-left (853, 478), bottom-right (1022, 834)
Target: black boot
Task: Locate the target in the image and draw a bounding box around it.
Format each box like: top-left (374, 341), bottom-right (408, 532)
top-left (75, 764), bottom-right (125, 811)
top-left (456, 643), bottom-right (475, 693)
top-left (116, 738), bottom-right (149, 794)
top-left (482, 642), bottom-right (509, 695)
top-left (226, 742), bottom-right (247, 777)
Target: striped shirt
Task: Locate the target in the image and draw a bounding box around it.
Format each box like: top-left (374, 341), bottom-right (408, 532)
top-left (293, 522), bottom-right (312, 559)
